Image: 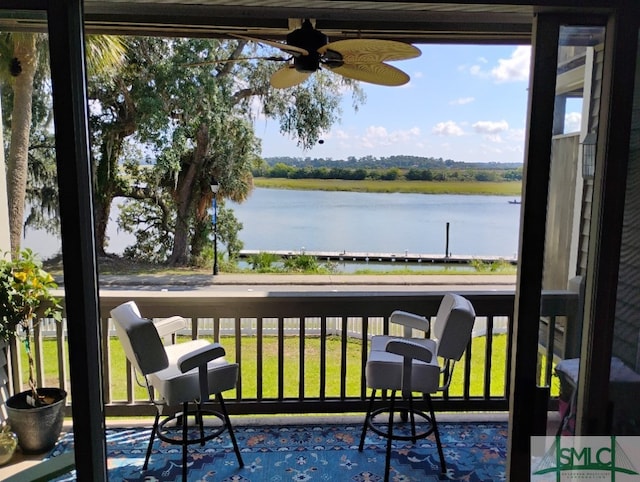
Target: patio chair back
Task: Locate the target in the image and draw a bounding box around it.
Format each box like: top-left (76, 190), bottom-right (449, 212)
top-left (110, 301), bottom-right (168, 375)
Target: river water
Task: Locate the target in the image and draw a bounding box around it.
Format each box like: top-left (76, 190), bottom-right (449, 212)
top-left (230, 188), bottom-right (521, 258)
top-left (23, 188), bottom-right (522, 266)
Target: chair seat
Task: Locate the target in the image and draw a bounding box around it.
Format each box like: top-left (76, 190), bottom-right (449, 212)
top-left (368, 335), bottom-right (439, 392)
top-left (366, 347), bottom-right (440, 393)
top-left (149, 340), bottom-right (239, 406)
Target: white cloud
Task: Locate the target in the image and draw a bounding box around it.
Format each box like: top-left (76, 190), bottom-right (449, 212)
top-left (394, 127), bottom-right (421, 142)
top-left (461, 56), bottom-right (490, 78)
top-left (473, 120), bottom-right (509, 134)
top-left (450, 97), bottom-right (475, 105)
top-left (360, 125), bottom-right (421, 147)
top-left (308, 125), bottom-right (430, 158)
top-left (491, 46), bottom-right (531, 83)
top-left (469, 64), bottom-right (485, 78)
top-left (432, 121), bottom-right (465, 136)
top-left (565, 112), bottom-right (582, 133)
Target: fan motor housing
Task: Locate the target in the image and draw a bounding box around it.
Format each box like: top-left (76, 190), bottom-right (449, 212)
top-left (288, 21), bottom-right (328, 73)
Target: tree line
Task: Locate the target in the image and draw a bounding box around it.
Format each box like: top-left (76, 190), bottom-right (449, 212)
top-left (253, 161), bottom-right (523, 182)
top-left (263, 155), bottom-right (522, 171)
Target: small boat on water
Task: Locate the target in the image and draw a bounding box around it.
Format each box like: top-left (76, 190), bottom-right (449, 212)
top-left (508, 199), bottom-right (521, 204)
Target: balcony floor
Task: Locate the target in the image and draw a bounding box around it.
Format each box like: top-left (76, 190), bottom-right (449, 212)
top-left (0, 412), bottom-right (561, 481)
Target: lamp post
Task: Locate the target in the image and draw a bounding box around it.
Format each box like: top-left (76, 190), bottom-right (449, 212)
top-left (210, 180), bottom-right (220, 275)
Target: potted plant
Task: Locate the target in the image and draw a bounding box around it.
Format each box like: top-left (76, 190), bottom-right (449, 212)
top-left (0, 248), bottom-right (66, 454)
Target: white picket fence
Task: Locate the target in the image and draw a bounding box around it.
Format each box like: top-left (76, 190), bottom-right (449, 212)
top-left (39, 315), bottom-right (508, 339)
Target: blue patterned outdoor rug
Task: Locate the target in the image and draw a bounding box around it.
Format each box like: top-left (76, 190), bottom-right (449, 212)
top-left (48, 421), bottom-right (506, 481)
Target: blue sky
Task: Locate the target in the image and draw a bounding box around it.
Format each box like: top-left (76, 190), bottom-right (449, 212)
top-left (255, 44), bottom-right (579, 164)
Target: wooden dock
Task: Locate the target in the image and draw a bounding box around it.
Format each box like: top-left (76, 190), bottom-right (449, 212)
top-left (238, 249), bottom-right (517, 265)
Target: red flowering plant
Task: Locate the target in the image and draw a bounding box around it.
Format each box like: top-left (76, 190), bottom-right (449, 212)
top-left (0, 249), bottom-right (63, 406)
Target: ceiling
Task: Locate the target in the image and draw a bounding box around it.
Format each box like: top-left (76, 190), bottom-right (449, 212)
top-left (2, 1), bottom-right (542, 44)
top-left (1, 1), bottom-right (616, 47)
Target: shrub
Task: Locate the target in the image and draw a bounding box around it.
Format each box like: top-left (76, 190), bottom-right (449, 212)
top-left (470, 258), bottom-right (512, 272)
top-left (283, 254), bottom-right (337, 274)
top-left (249, 252), bottom-right (281, 272)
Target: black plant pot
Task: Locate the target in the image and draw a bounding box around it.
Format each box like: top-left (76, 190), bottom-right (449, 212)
top-left (6, 388), bottom-right (67, 454)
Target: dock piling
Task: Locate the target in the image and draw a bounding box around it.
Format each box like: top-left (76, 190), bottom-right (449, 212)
top-left (445, 222), bottom-right (450, 258)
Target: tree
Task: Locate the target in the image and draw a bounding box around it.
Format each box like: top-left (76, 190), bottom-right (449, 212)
top-left (381, 168), bottom-right (400, 181)
top-left (95, 36), bottom-right (364, 266)
top-left (269, 162), bottom-right (294, 178)
top-left (1, 33), bottom-right (126, 257)
top-left (3, 34), bottom-right (38, 258)
top-left (216, 203), bottom-right (244, 260)
top-left (127, 38), bottom-right (258, 265)
top-left (1, 34), bottom-right (57, 242)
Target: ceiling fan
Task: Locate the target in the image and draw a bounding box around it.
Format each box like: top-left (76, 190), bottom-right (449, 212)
top-left (230, 19), bottom-right (421, 89)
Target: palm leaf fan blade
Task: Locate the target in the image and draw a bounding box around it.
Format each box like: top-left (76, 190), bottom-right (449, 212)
top-left (230, 33), bottom-right (309, 56)
top-left (270, 65), bottom-right (311, 88)
top-left (319, 39), bottom-right (421, 63)
top-left (326, 62), bottom-right (410, 86)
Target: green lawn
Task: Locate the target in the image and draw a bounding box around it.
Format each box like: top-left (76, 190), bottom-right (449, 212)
top-left (25, 333), bottom-right (558, 402)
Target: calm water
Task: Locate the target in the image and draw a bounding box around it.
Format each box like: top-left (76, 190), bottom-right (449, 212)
top-left (23, 188), bottom-right (521, 262)
top-left (230, 188), bottom-right (520, 258)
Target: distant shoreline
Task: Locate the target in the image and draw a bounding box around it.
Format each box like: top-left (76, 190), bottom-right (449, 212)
top-left (253, 178), bottom-right (522, 196)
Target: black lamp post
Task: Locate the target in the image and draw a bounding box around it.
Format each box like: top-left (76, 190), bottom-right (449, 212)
top-left (211, 180), bottom-right (220, 275)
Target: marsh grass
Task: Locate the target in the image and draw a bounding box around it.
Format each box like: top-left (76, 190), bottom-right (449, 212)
top-left (254, 178), bottom-right (522, 196)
